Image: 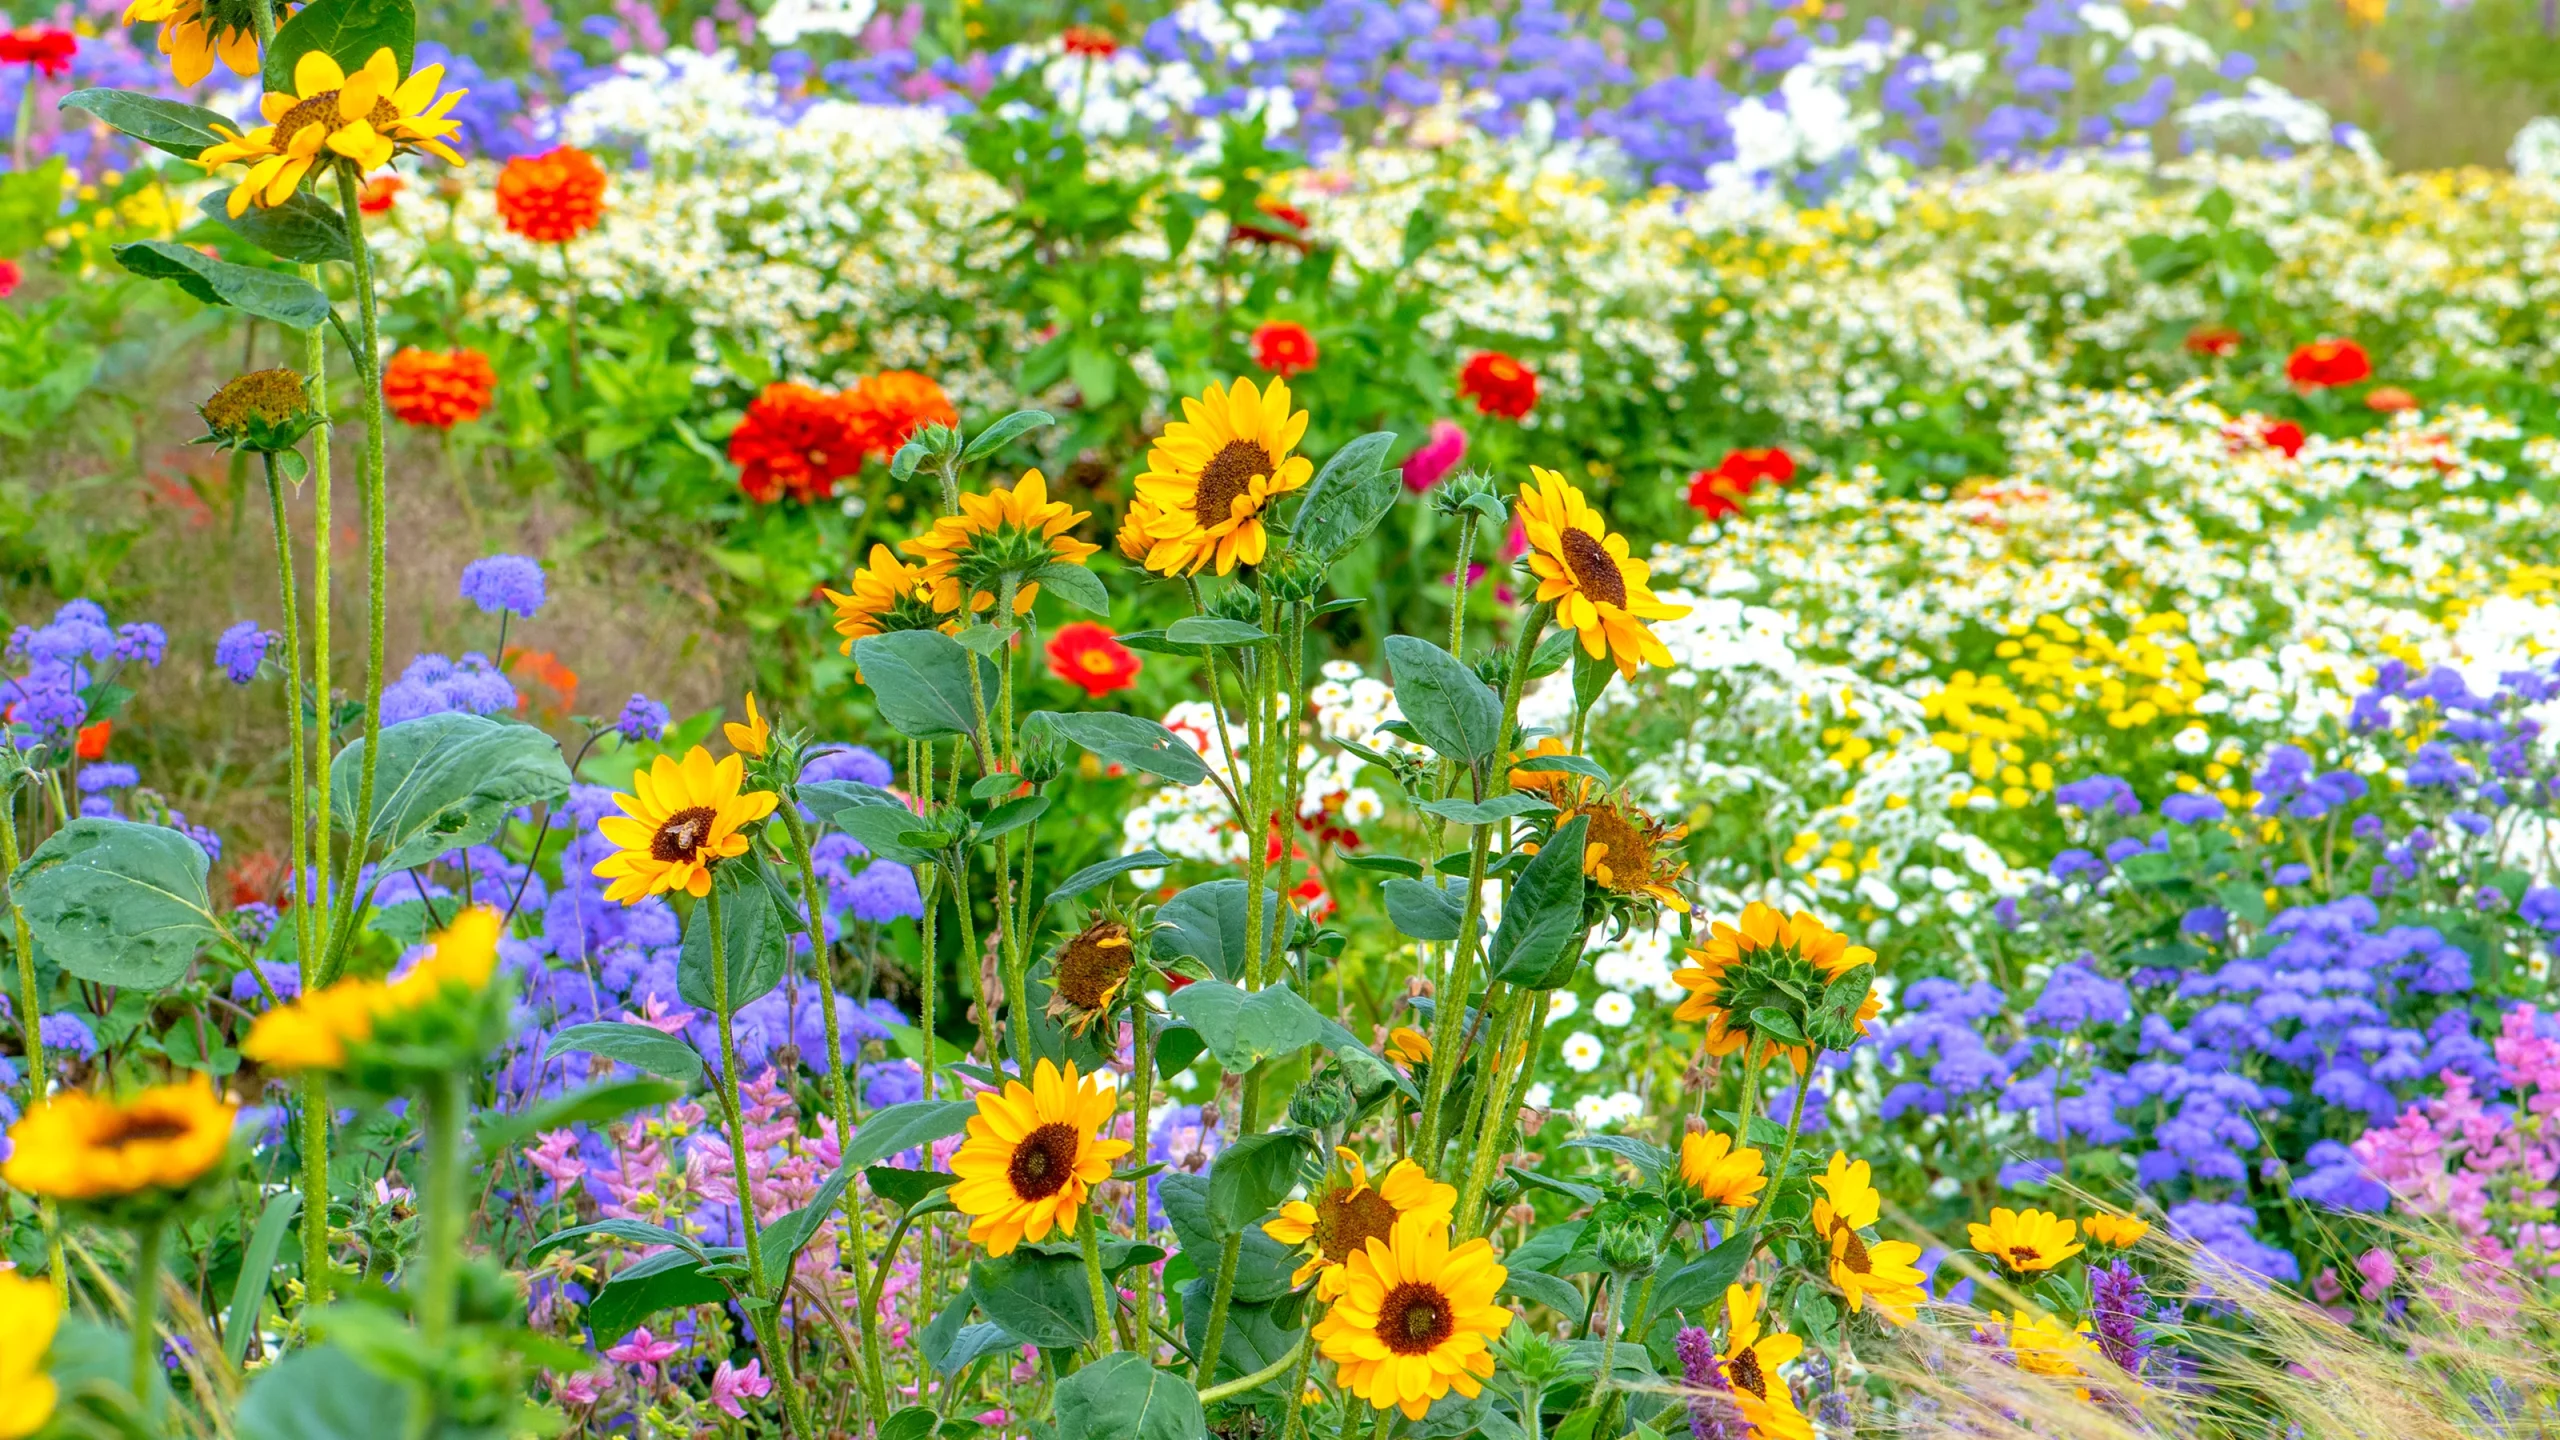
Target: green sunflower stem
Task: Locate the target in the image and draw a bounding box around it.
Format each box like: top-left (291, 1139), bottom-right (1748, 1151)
top-left (1454, 987), bottom-right (1544, 1238)
top-left (994, 830), bottom-right (1029, 1071)
top-left (1127, 1004), bottom-right (1155, 1339)
top-left (1736, 1067), bottom-right (1812, 1262)
top-left (417, 1067), bottom-right (466, 1350)
top-left (0, 795), bottom-right (64, 1302)
top-left (128, 1218), bottom-right (165, 1416)
top-left (705, 882), bottom-right (808, 1440)
top-left (1079, 1194), bottom-right (1117, 1354)
top-left (1192, 1066), bottom-right (1263, 1386)
top-left (318, 163), bottom-right (390, 988)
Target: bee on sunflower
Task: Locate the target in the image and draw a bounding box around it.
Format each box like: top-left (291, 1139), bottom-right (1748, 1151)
top-left (1515, 466), bottom-right (1688, 679)
top-left (820, 543), bottom-right (948, 660)
top-left (948, 1058), bottom-right (1131, 1256)
top-left (900, 468), bottom-right (1098, 620)
top-left (1126, 377), bottom-right (1314, 576)
top-left (1970, 1207), bottom-right (2085, 1275)
top-left (1546, 790), bottom-right (1691, 915)
top-left (1670, 902), bottom-right (1882, 1074)
top-left (1263, 1148), bottom-right (1457, 1296)
top-left (1310, 1213), bottom-right (1511, 1420)
top-left (196, 48), bottom-right (469, 218)
top-left (591, 746), bottom-right (779, 904)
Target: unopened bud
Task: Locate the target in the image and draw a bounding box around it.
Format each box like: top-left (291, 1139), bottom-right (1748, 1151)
top-left (198, 368), bottom-right (318, 456)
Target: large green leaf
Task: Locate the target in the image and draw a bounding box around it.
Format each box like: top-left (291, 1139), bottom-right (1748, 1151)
top-left (59, 88), bottom-right (233, 159)
top-left (1488, 815), bottom-right (1589, 987)
top-left (1026, 710), bottom-right (1211, 786)
top-left (1050, 1352), bottom-right (1209, 1440)
top-left (223, 1191), bottom-right (302, 1369)
top-left (921, 1294), bottom-right (1022, 1376)
top-left (1644, 1234), bottom-right (1753, 1326)
top-left (1205, 1129), bottom-right (1313, 1232)
top-left (1032, 561), bottom-right (1110, 615)
top-left (588, 1248), bottom-right (736, 1342)
top-left (1167, 981), bottom-right (1329, 1072)
top-left (12, 818), bottom-right (224, 987)
top-left (1042, 849), bottom-right (1171, 910)
top-left (677, 857), bottom-right (787, 1013)
top-left (842, 1099), bottom-right (976, 1168)
top-left (1157, 1174), bottom-right (1296, 1296)
top-left (1290, 430), bottom-right (1400, 565)
top-left (967, 1250), bottom-right (1093, 1350)
top-left (199, 190), bottom-right (352, 263)
top-left (1154, 879), bottom-right (1288, 982)
top-left (264, 0), bottom-right (415, 93)
top-left (1383, 635), bottom-right (1502, 766)
top-left (543, 1021), bottom-right (705, 1084)
top-left (760, 1162), bottom-right (858, 1290)
top-left (328, 712), bottom-right (573, 873)
top-left (111, 241), bottom-right (332, 330)
top-left (854, 631), bottom-right (992, 742)
top-left (959, 409), bottom-right (1053, 462)
top-left (531, 1217), bottom-right (705, 1260)
top-left (235, 1344), bottom-right (413, 1440)
top-left (802, 781), bottom-right (939, 866)
top-left (1163, 616), bottom-right (1268, 647)
top-left (1382, 875), bottom-right (1466, 942)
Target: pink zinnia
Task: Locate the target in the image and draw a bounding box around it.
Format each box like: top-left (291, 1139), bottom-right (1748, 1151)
top-left (1400, 418), bottom-right (1467, 492)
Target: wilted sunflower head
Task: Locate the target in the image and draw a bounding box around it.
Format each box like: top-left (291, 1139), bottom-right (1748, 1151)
top-left (198, 368), bottom-right (318, 455)
top-left (1553, 792), bottom-right (1689, 914)
top-left (1044, 915), bottom-right (1135, 1036)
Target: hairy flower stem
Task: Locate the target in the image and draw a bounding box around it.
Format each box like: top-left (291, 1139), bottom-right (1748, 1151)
top-left (261, 458), bottom-right (319, 977)
top-left (0, 805), bottom-right (62, 1298)
top-left (706, 883), bottom-right (808, 1440)
top-left (1736, 1071), bottom-right (1810, 1259)
top-left (128, 1218), bottom-right (165, 1414)
top-left (417, 1068), bottom-right (466, 1349)
top-left (775, 806), bottom-right (890, 1422)
top-left (1079, 1194), bottom-right (1117, 1354)
top-left (1455, 988), bottom-right (1544, 1237)
top-left (1127, 1005), bottom-right (1155, 1334)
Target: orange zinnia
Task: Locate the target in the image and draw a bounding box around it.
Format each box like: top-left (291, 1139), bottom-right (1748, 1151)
top-left (730, 382), bottom-right (864, 504)
top-left (844, 370), bottom-right (957, 459)
top-left (495, 145), bottom-right (608, 244)
top-left (382, 347), bottom-right (497, 429)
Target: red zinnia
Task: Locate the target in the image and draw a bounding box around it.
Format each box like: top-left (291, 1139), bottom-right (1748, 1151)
top-left (2365, 385), bottom-right (2418, 414)
top-left (2183, 324), bottom-right (2241, 357)
top-left (1233, 196), bottom-right (1311, 250)
top-left (1046, 622), bottom-right (1141, 698)
top-left (1685, 469), bottom-right (1750, 521)
top-left (0, 27), bottom-right (77, 77)
top-left (382, 347), bottom-right (497, 429)
top-left (730, 382), bottom-right (865, 504)
top-left (495, 145), bottom-right (609, 245)
top-left (2286, 337), bottom-right (2371, 390)
top-left (842, 369), bottom-right (958, 460)
top-left (74, 719), bottom-right (109, 762)
top-left (0, 258), bottom-right (19, 299)
top-left (358, 174), bottom-right (405, 214)
top-left (2259, 420), bottom-right (2307, 458)
top-left (1458, 350), bottom-right (1537, 420)
top-left (1251, 320), bottom-right (1319, 378)
top-left (1717, 446), bottom-right (1796, 488)
top-left (1061, 25), bottom-right (1118, 55)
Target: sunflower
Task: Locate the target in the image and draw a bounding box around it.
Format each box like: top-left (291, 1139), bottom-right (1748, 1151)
top-left (119, 0), bottom-right (263, 87)
top-left (1677, 1129), bottom-right (1766, 1208)
top-left (1995, 1309), bottom-right (2099, 1389)
top-left (1, 1074), bottom-right (234, 1203)
top-left (1716, 1284), bottom-right (1812, 1440)
top-left (1516, 466), bottom-right (1687, 679)
top-left (0, 1270), bottom-right (58, 1440)
top-left (1383, 1026), bottom-right (1432, 1069)
top-left (1551, 793), bottom-right (1690, 912)
top-left (724, 692), bottom-right (770, 758)
top-left (1970, 1208), bottom-right (2084, 1274)
top-left (243, 907), bottom-right (505, 1071)
top-left (1044, 917), bottom-right (1135, 1037)
top-left (1507, 736), bottom-right (1593, 807)
top-left (2080, 1211), bottom-right (2150, 1249)
top-left (1311, 1213), bottom-right (1510, 1420)
top-left (820, 544), bottom-right (946, 658)
top-left (1826, 1224), bottom-right (1927, 1325)
top-left (901, 468), bottom-right (1098, 618)
top-left (1131, 377), bottom-right (1315, 576)
top-left (592, 747), bottom-right (779, 904)
top-left (197, 49), bottom-right (469, 219)
top-left (1115, 493), bottom-right (1167, 565)
top-left (1809, 1152), bottom-right (1880, 1237)
top-left (1265, 1148), bottom-right (1458, 1296)
top-left (948, 1058), bottom-right (1131, 1256)
top-left (1671, 902), bottom-right (1883, 1074)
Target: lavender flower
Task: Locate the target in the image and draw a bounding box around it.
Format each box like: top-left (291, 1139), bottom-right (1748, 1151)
top-left (2091, 1259), bottom-right (2150, 1376)
top-left (215, 622), bottom-right (277, 685)
top-left (1675, 1325), bottom-right (1735, 1440)
top-left (615, 692), bottom-right (672, 742)
top-left (460, 554), bottom-right (548, 618)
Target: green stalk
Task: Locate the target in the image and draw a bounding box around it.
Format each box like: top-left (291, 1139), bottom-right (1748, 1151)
top-left (128, 1218), bottom-right (165, 1413)
top-left (994, 830), bottom-right (1030, 1071)
top-left (1078, 1194), bottom-right (1116, 1354)
top-left (1453, 988), bottom-right (1539, 1237)
top-left (0, 802), bottom-right (61, 1299)
top-left (416, 1069), bottom-right (466, 1347)
top-left (944, 841), bottom-right (997, 1066)
top-left (261, 457), bottom-right (319, 981)
top-left (1189, 1068), bottom-right (1260, 1386)
top-left (1734, 1067), bottom-right (1810, 1255)
top-left (706, 882), bottom-right (808, 1439)
top-left (774, 806), bottom-right (890, 1421)
top-left (1127, 1004), bottom-right (1155, 1336)
top-left (295, 265), bottom-right (336, 1302)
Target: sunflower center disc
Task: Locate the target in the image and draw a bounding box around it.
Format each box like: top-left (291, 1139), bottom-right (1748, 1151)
top-left (1558, 527), bottom-right (1628, 608)
top-left (2008, 1244), bottom-right (2042, 1268)
top-left (1009, 1122), bottom-right (1081, 1200)
top-left (652, 805), bottom-right (719, 862)
top-left (99, 1115), bottom-right (194, 1150)
top-left (1054, 924), bottom-right (1132, 1009)
top-left (1312, 1187), bottom-right (1399, 1263)
top-left (1838, 1227), bottom-right (1872, 1275)
top-left (1727, 1348), bottom-right (1767, 1399)
top-left (1195, 439), bottom-right (1270, 527)
top-left (1378, 1281), bottom-right (1455, 1354)
top-left (1581, 806), bottom-right (1649, 886)
top-left (275, 90), bottom-right (404, 151)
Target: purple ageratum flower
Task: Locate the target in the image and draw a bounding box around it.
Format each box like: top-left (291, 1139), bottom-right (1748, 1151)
top-left (2520, 886), bottom-right (2560, 933)
top-left (115, 623), bottom-right (168, 665)
top-left (615, 692), bottom-right (671, 743)
top-left (803, 744), bottom-right (894, 787)
top-left (381, 652), bottom-right (520, 725)
top-left (2161, 792), bottom-right (2224, 825)
top-left (214, 622), bottom-right (277, 685)
top-left (841, 860), bottom-right (924, 923)
top-left (2023, 960), bottom-right (2131, 1031)
top-left (2054, 773), bottom-right (2138, 818)
top-left (459, 554), bottom-right (548, 619)
top-left (75, 764), bottom-right (138, 794)
top-left (38, 1012), bottom-right (96, 1058)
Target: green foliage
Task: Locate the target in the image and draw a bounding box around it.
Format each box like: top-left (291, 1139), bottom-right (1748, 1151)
top-left (541, 1021), bottom-right (706, 1083)
top-left (110, 242), bottom-right (332, 331)
top-left (329, 712), bottom-right (574, 873)
top-left (11, 816), bottom-right (225, 988)
top-left (676, 855), bottom-right (789, 1012)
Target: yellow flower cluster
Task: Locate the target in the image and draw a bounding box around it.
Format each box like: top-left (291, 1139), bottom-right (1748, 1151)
top-left (1921, 611), bottom-right (2203, 810)
top-left (242, 906), bottom-right (503, 1071)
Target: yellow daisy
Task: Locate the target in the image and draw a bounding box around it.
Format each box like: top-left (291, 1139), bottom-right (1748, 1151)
top-left (1516, 466), bottom-right (1687, 678)
top-left (1969, 1207), bottom-right (2085, 1275)
top-left (724, 692), bottom-right (770, 758)
top-left (197, 48), bottom-right (469, 218)
top-left (1717, 1284), bottom-right (1812, 1440)
top-left (120, 0), bottom-right (263, 87)
top-left (1671, 902), bottom-right (1882, 1074)
top-left (1677, 1129), bottom-right (1766, 1208)
top-left (901, 468), bottom-right (1098, 617)
top-left (1994, 1309), bottom-right (2098, 1393)
top-left (2080, 1211), bottom-right (2151, 1249)
top-left (243, 907), bottom-right (505, 1071)
top-left (1132, 377), bottom-right (1314, 576)
top-left (0, 1270), bottom-right (59, 1440)
top-left (1311, 1213), bottom-right (1510, 1421)
top-left (819, 543), bottom-right (946, 657)
top-left (948, 1059), bottom-right (1131, 1256)
top-left (592, 747), bottom-right (778, 904)
top-left (1383, 1026), bottom-right (1432, 1069)
top-left (1, 1074), bottom-right (234, 1202)
top-left (1264, 1148), bottom-right (1457, 1296)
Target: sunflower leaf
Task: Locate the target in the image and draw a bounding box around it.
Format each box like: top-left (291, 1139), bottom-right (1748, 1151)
top-left (959, 409), bottom-right (1055, 462)
top-left (1050, 1352), bottom-right (1209, 1440)
top-left (327, 712), bottom-right (573, 873)
top-left (1643, 1234), bottom-right (1753, 1327)
top-left (1383, 634), bottom-right (1501, 768)
top-left (1028, 710), bottom-right (1210, 786)
top-left (968, 1251), bottom-right (1094, 1350)
top-left (112, 241), bottom-right (333, 332)
top-left (676, 857), bottom-right (788, 1013)
top-left (1205, 1129), bottom-right (1315, 1232)
top-left (1381, 875), bottom-right (1466, 942)
top-left (1166, 979), bottom-right (1328, 1071)
top-left (854, 630), bottom-right (996, 742)
top-left (585, 1248), bottom-right (736, 1343)
top-left (1571, 642), bottom-right (1617, 713)
top-left (9, 817), bottom-right (224, 989)
top-left (263, 0), bottom-right (415, 95)
top-left (1163, 616), bottom-right (1268, 647)
top-left (542, 1022), bottom-right (705, 1084)
top-left (842, 1099), bottom-right (977, 1169)
top-left (1415, 793), bottom-right (1554, 826)
top-left (59, 88), bottom-right (233, 160)
top-left (1291, 430), bottom-right (1399, 566)
top-left (1041, 849), bottom-right (1171, 910)
top-left (1032, 561), bottom-right (1110, 616)
top-left (1488, 815), bottom-right (1589, 987)
top-left (197, 190), bottom-right (352, 264)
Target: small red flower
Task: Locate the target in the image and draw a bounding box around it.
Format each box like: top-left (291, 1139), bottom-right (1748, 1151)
top-left (1458, 351), bottom-right (1537, 420)
top-left (2184, 324), bottom-right (2242, 357)
top-left (1250, 320), bottom-right (1319, 378)
top-left (495, 145), bottom-right (609, 245)
top-left (2364, 385), bottom-right (2418, 414)
top-left (75, 719), bottom-right (110, 762)
top-left (0, 258), bottom-right (19, 299)
top-left (2260, 420), bottom-right (2307, 458)
top-left (229, 851), bottom-right (293, 910)
top-left (1233, 196), bottom-right (1311, 250)
top-left (842, 370), bottom-right (958, 459)
top-left (0, 26), bottom-right (77, 77)
top-left (1717, 446), bottom-right (1796, 488)
top-left (729, 382), bottom-right (864, 504)
top-left (1061, 25), bottom-right (1118, 55)
top-left (1685, 469), bottom-right (1750, 521)
top-left (2286, 338), bottom-right (2371, 390)
top-left (358, 174), bottom-right (405, 214)
top-left (382, 347), bottom-right (498, 429)
top-left (1046, 621), bottom-right (1141, 698)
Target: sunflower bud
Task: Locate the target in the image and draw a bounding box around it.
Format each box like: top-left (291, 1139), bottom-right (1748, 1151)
top-left (197, 368), bottom-right (319, 459)
top-left (1015, 714), bottom-right (1070, 786)
top-left (1206, 581), bottom-right (1264, 625)
top-left (1428, 467), bottom-right (1503, 524)
top-left (1287, 1067), bottom-right (1357, 1131)
top-left (1258, 544), bottom-right (1329, 602)
top-left (1596, 1207), bottom-right (1669, 1276)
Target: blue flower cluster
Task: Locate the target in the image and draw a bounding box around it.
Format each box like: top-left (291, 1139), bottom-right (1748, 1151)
top-left (4, 599), bottom-right (164, 747)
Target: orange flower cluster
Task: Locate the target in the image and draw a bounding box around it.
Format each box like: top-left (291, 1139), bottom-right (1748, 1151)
top-left (382, 347), bottom-right (497, 429)
top-left (495, 145), bottom-right (608, 244)
top-left (728, 371), bottom-right (957, 504)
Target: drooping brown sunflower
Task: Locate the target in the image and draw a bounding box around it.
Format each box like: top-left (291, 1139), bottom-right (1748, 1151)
top-left (1044, 917), bottom-right (1134, 1036)
top-left (1553, 793), bottom-right (1691, 913)
top-left (1264, 1148), bottom-right (1457, 1296)
top-left (1516, 466), bottom-right (1688, 678)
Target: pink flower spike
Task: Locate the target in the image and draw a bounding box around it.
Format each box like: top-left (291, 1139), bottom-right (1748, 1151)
top-left (551, 1369), bottom-right (608, 1407)
top-left (709, 1359), bottom-right (772, 1418)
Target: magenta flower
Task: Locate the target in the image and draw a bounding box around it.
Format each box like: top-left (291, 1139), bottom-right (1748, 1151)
top-left (1400, 419), bottom-right (1466, 493)
top-left (604, 1327), bottom-right (681, 1385)
top-left (550, 1369), bottom-right (609, 1407)
top-left (709, 1359), bottom-right (772, 1418)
